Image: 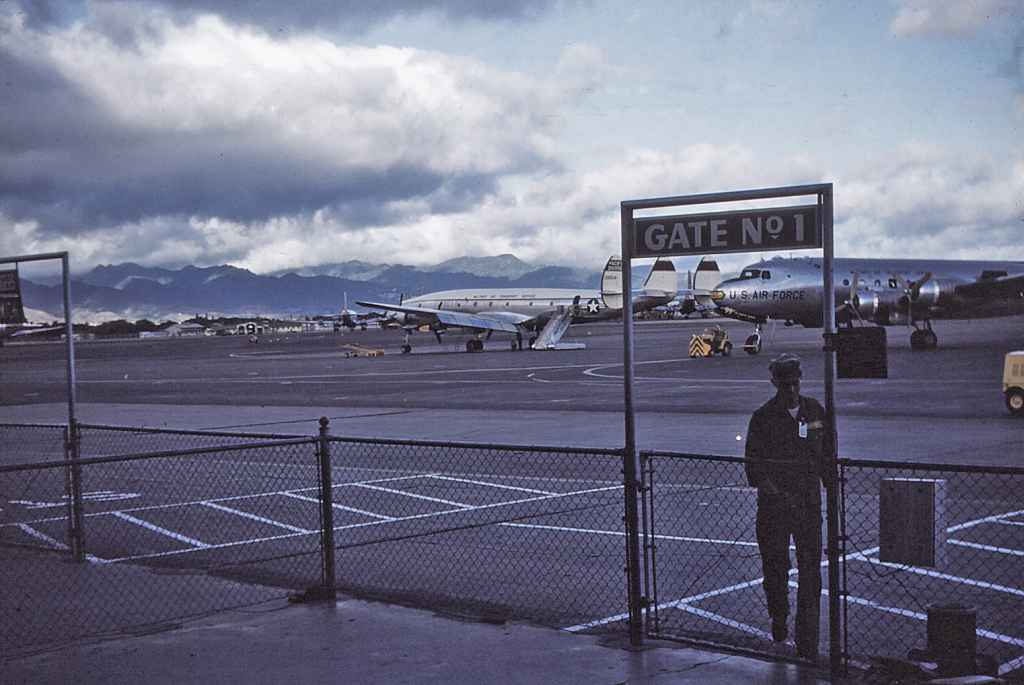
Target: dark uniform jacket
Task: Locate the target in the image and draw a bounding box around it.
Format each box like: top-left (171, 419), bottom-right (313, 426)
top-left (745, 395), bottom-right (835, 511)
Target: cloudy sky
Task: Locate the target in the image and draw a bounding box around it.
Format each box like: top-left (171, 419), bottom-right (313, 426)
top-left (2, 0), bottom-right (1022, 277)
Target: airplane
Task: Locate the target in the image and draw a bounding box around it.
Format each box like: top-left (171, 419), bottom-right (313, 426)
top-left (357, 256), bottom-right (677, 353)
top-left (712, 256), bottom-right (1024, 353)
top-left (337, 293), bottom-right (381, 331)
top-left (0, 267), bottom-right (63, 345)
top-left (665, 258), bottom-right (722, 318)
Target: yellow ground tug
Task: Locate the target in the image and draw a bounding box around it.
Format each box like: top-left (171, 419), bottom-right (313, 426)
top-left (689, 325), bottom-right (732, 358)
top-left (1004, 351), bottom-right (1024, 416)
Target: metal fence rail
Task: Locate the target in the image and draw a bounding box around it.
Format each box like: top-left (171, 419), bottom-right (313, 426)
top-left (324, 436), bottom-right (630, 630)
top-left (841, 459), bottom-right (1024, 677)
top-left (77, 422), bottom-right (304, 458)
top-left (0, 437), bottom-right (322, 657)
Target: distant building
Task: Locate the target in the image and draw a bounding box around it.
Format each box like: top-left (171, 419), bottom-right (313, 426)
top-left (165, 322), bottom-right (207, 337)
top-left (235, 321), bottom-right (266, 336)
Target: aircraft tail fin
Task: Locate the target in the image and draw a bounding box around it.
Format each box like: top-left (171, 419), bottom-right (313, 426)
top-left (642, 258), bottom-right (677, 293)
top-left (0, 268), bottom-right (27, 325)
top-left (692, 258), bottom-right (721, 292)
top-left (600, 256), bottom-right (623, 310)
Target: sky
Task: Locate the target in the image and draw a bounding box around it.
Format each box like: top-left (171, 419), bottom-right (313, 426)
top-left (2, 0), bottom-right (1023, 278)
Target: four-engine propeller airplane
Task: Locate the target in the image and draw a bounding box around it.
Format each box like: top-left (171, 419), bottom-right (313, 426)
top-left (712, 256), bottom-right (1024, 353)
top-left (357, 256), bottom-right (677, 352)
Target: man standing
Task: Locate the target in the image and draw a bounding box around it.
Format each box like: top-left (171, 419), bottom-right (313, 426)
top-left (745, 353), bottom-right (834, 660)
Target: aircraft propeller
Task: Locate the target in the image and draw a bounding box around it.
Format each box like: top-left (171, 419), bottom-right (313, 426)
top-left (893, 271), bottom-right (932, 325)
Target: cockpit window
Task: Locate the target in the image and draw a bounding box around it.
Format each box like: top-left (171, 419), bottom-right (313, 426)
top-left (740, 269), bottom-right (761, 279)
top-left (761, 270), bottom-right (771, 280)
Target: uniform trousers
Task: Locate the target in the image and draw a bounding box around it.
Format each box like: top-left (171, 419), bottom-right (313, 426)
top-left (755, 494), bottom-right (822, 656)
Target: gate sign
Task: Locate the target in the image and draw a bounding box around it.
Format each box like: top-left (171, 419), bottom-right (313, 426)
top-left (631, 204), bottom-right (820, 258)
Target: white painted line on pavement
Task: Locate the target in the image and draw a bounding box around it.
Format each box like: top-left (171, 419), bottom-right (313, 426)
top-left (112, 511), bottom-right (209, 548)
top-left (427, 474), bottom-right (557, 496)
top-left (98, 483), bottom-right (623, 564)
top-left (502, 522), bottom-right (760, 547)
top-left (281, 491), bottom-right (395, 520)
top-left (201, 501), bottom-right (313, 534)
top-left (16, 523), bottom-right (106, 563)
top-left (676, 604), bottom-right (773, 641)
top-left (947, 509), bottom-right (1024, 533)
top-left (354, 483), bottom-right (472, 508)
top-left (947, 539), bottom-right (1024, 557)
top-left (998, 654), bottom-right (1024, 677)
top-left (855, 556), bottom-right (1024, 597)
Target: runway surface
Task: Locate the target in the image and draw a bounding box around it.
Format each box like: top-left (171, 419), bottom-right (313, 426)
top-left (2, 316), bottom-right (1021, 462)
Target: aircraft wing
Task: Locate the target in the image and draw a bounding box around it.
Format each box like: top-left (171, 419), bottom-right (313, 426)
top-left (954, 273), bottom-right (1024, 300)
top-left (355, 301), bottom-right (527, 334)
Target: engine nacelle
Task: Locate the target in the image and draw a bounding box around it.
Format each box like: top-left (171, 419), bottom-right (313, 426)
top-left (911, 278), bottom-right (957, 308)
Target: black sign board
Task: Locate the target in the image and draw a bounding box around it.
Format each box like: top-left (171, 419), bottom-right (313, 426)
top-left (632, 204), bottom-right (820, 258)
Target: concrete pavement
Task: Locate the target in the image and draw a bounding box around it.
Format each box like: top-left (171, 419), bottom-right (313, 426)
top-left (3, 593), bottom-right (830, 684)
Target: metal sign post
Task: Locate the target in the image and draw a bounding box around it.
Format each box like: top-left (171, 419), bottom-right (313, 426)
top-left (1, 250), bottom-right (82, 560)
top-left (619, 184), bottom-right (839, 676)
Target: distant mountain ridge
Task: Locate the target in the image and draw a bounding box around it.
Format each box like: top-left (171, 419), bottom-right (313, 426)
top-left (19, 255), bottom-right (628, 323)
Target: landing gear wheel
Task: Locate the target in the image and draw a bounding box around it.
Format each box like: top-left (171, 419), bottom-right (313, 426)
top-left (910, 329), bottom-right (926, 351)
top-left (744, 334), bottom-right (761, 355)
top-left (922, 329), bottom-right (938, 349)
top-left (401, 344), bottom-right (412, 354)
top-left (1007, 389), bottom-right (1024, 417)
top-left (466, 339), bottom-right (483, 353)
top-left (722, 341), bottom-right (732, 357)
top-left (511, 341), bottom-right (519, 351)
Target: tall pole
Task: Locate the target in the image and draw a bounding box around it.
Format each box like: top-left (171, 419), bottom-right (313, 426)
top-left (620, 204), bottom-right (643, 646)
top-left (61, 253), bottom-right (77, 428)
top-left (60, 252), bottom-right (84, 561)
top-left (821, 188), bottom-right (842, 678)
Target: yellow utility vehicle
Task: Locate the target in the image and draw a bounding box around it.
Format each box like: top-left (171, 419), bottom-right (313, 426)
top-left (1004, 351), bottom-right (1024, 417)
top-left (689, 324), bottom-right (732, 358)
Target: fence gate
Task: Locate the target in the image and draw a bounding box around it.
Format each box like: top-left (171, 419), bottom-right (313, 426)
top-left (639, 451), bottom-right (844, 669)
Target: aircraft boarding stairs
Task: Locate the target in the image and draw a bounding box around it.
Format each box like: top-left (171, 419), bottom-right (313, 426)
top-left (530, 298), bottom-right (579, 350)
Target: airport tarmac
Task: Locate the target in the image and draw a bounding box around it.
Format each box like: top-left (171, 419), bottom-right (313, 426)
top-left (2, 316), bottom-right (1021, 465)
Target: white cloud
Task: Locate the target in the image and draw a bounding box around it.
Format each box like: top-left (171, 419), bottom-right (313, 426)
top-left (890, 0), bottom-right (1020, 37)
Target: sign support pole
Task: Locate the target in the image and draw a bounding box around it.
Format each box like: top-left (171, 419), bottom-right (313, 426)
top-left (620, 204), bottom-right (644, 647)
top-left (821, 187), bottom-right (842, 677)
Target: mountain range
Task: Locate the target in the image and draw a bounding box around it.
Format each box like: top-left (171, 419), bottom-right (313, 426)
top-left (19, 254), bottom-right (642, 323)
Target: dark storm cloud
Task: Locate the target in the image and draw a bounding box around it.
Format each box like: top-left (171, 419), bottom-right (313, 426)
top-left (0, 121), bottom-right (506, 234)
top-left (8, 0), bottom-right (560, 31)
top-left (0, 13), bottom-right (558, 237)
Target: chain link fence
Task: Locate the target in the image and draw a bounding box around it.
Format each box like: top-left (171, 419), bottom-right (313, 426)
top-left (1, 435), bottom-right (322, 657)
top-left (841, 459), bottom-right (1024, 678)
top-left (5, 420), bottom-right (1022, 678)
top-left (642, 452), bottom-right (823, 660)
top-left (323, 437), bottom-right (629, 630)
top-left (0, 422), bottom-right (68, 464)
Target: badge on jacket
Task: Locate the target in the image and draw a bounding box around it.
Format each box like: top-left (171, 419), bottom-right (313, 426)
top-left (798, 420), bottom-right (808, 439)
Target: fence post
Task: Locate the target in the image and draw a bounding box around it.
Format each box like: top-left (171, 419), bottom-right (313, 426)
top-left (65, 419), bottom-right (85, 562)
top-left (317, 417), bottom-right (337, 600)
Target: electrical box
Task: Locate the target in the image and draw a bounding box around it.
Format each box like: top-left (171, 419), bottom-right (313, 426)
top-left (837, 326), bottom-right (888, 379)
top-left (879, 478), bottom-right (947, 567)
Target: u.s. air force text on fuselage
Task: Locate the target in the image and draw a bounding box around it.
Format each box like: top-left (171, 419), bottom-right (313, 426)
top-left (631, 205), bottom-right (821, 258)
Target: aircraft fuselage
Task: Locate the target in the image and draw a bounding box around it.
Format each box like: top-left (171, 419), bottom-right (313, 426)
top-left (715, 257), bottom-right (1024, 327)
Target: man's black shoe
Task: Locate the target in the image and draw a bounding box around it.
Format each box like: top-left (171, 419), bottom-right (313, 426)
top-left (771, 616), bottom-right (788, 642)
